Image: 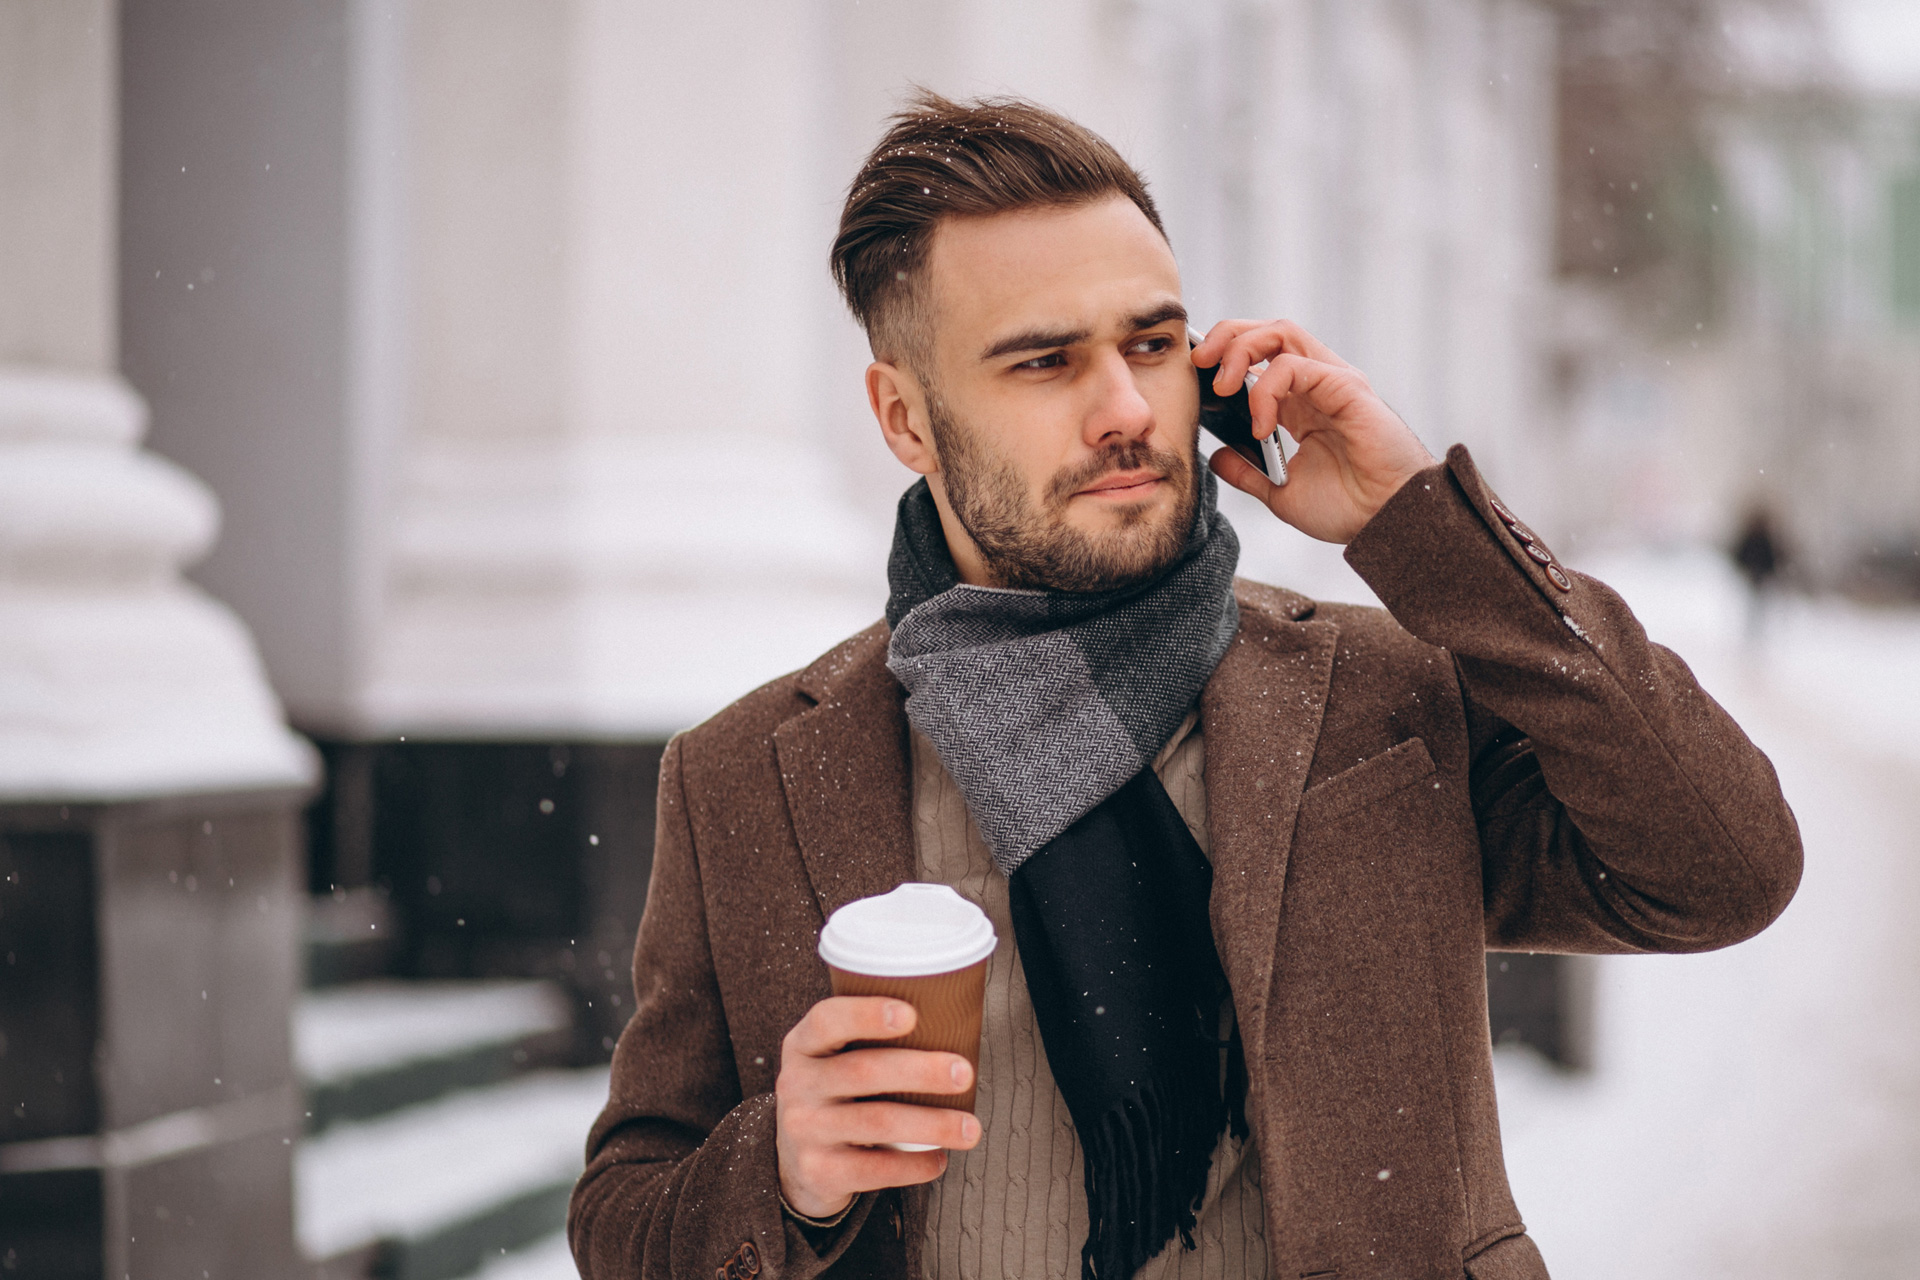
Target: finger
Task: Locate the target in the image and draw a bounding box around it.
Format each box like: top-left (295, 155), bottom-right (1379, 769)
top-left (807, 1143), bottom-right (952, 1194)
top-left (1194, 319), bottom-right (1275, 392)
top-left (1208, 446), bottom-right (1276, 506)
top-left (1195, 319), bottom-right (1353, 391)
top-left (786, 997), bottom-right (916, 1060)
top-left (815, 1047), bottom-right (973, 1102)
top-left (817, 1101), bottom-right (982, 1152)
top-left (1254, 318), bottom-right (1351, 369)
top-left (1218, 320), bottom-right (1351, 376)
top-left (1192, 319), bottom-right (1286, 385)
top-left (1190, 320), bottom-right (1255, 369)
top-left (1244, 354), bottom-right (1366, 441)
top-left (1209, 446), bottom-right (1316, 536)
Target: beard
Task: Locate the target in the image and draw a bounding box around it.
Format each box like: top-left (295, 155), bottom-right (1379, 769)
top-left (928, 396), bottom-right (1199, 593)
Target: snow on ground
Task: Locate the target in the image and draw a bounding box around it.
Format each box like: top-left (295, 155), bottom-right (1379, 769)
top-left (465, 1231), bottom-right (579, 1280)
top-left (1499, 547), bottom-right (1920, 1277)
top-left (298, 1068), bottom-right (609, 1260)
top-left (295, 979), bottom-right (572, 1084)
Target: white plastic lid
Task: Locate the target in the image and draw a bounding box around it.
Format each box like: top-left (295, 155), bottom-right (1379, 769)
top-left (817, 883), bottom-right (998, 978)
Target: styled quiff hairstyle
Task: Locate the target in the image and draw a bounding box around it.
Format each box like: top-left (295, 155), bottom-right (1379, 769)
top-left (831, 90), bottom-right (1168, 370)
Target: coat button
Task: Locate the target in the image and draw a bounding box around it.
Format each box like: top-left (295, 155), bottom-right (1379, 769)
top-left (718, 1241), bottom-right (759, 1280)
top-left (1523, 543), bottom-right (1554, 567)
top-left (1546, 564), bottom-right (1574, 592)
top-left (1489, 496), bottom-right (1518, 525)
top-left (1506, 519), bottom-right (1537, 546)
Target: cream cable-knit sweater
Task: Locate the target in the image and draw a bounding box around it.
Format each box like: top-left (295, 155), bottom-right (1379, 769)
top-left (911, 714), bottom-right (1270, 1280)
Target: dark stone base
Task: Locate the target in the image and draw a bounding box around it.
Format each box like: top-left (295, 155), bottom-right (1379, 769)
top-left (0, 788), bottom-right (309, 1280)
top-left (303, 740), bottom-right (664, 1058)
top-left (0, 1126), bottom-right (300, 1280)
top-left (0, 828), bottom-right (98, 1144)
top-left (0, 1169), bottom-right (102, 1280)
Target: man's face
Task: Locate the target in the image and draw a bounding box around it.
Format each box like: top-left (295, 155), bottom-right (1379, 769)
top-left (914, 196), bottom-right (1199, 592)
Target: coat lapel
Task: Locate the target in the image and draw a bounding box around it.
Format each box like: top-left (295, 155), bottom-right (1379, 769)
top-left (773, 624), bottom-right (919, 921)
top-left (1201, 583), bottom-right (1337, 1068)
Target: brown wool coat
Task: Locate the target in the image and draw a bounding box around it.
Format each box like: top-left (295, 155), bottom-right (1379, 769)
top-left (569, 447), bottom-right (1802, 1280)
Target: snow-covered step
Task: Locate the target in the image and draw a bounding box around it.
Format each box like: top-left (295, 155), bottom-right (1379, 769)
top-left (459, 1231), bottom-right (580, 1280)
top-left (297, 979), bottom-right (574, 1131)
top-left (299, 1067), bottom-right (609, 1280)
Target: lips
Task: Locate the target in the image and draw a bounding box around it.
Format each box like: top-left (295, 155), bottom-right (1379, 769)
top-left (1078, 468), bottom-right (1164, 498)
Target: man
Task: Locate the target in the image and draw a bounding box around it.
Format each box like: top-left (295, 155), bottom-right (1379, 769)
top-left (569, 94), bottom-right (1800, 1280)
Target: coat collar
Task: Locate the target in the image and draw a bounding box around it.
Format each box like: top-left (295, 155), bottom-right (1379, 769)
top-left (773, 579), bottom-right (1334, 1056)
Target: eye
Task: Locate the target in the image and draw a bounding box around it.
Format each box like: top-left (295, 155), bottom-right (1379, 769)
top-left (1128, 334), bottom-right (1175, 356)
top-left (1014, 352), bottom-right (1067, 371)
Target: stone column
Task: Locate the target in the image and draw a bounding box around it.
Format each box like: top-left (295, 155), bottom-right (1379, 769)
top-left (0, 3), bottom-right (317, 1276)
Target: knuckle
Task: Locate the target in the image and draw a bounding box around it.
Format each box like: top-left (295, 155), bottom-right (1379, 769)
top-left (844, 1051), bottom-right (886, 1093)
top-left (803, 1115), bottom-right (842, 1150)
top-left (775, 1059), bottom-right (809, 1100)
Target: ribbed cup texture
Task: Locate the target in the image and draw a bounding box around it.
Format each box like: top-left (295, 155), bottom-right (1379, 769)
top-left (829, 958), bottom-right (989, 1111)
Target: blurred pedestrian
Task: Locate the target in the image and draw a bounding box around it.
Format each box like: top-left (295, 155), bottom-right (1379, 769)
top-left (1731, 503), bottom-right (1788, 643)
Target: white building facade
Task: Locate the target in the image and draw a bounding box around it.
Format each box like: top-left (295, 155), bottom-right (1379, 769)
top-left (126, 0), bottom-right (1562, 743)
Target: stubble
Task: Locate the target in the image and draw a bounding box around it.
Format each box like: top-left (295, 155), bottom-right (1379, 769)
top-left (927, 395), bottom-right (1199, 593)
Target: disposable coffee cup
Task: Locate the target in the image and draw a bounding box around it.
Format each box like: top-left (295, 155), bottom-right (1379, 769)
top-left (818, 883), bottom-right (997, 1151)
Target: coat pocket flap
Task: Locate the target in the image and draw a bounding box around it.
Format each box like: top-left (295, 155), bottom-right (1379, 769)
top-left (1300, 736), bottom-right (1436, 823)
top-left (1464, 1230), bottom-right (1549, 1280)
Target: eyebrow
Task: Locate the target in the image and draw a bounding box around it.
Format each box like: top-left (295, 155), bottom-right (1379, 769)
top-left (977, 300), bottom-right (1189, 362)
top-left (1125, 301), bottom-right (1190, 334)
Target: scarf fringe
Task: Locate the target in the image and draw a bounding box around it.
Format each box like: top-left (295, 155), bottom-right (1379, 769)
top-left (1078, 1059), bottom-right (1228, 1280)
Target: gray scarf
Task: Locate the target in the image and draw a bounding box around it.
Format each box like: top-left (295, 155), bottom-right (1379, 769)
top-left (884, 471), bottom-right (1240, 872)
top-left (884, 467), bottom-right (1245, 1280)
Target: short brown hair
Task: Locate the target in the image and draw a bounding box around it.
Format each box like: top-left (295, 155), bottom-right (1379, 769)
top-left (831, 90), bottom-right (1167, 369)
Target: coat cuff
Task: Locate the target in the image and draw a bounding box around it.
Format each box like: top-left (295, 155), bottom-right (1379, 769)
top-left (1343, 444), bottom-right (1582, 644)
top-left (699, 1094), bottom-right (879, 1280)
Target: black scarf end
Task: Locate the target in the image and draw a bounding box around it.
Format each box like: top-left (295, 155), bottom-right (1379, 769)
top-left (1076, 1069), bottom-right (1227, 1280)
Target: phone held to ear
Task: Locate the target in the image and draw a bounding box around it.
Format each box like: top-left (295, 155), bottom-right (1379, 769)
top-left (1190, 329), bottom-right (1288, 486)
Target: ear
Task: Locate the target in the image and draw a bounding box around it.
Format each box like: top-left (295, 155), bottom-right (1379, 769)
top-left (868, 361), bottom-right (939, 476)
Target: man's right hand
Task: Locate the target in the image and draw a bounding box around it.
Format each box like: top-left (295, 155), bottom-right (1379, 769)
top-left (775, 996), bottom-right (980, 1220)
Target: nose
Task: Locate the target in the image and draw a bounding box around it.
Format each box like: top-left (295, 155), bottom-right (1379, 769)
top-left (1081, 350), bottom-right (1153, 448)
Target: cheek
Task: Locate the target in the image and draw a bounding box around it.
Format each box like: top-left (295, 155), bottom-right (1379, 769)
top-left (973, 392), bottom-right (1083, 478)
top-left (1143, 366), bottom-right (1200, 445)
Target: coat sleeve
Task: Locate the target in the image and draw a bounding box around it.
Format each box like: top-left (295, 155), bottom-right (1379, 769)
top-left (567, 735), bottom-right (878, 1279)
top-left (1344, 446), bottom-right (1802, 954)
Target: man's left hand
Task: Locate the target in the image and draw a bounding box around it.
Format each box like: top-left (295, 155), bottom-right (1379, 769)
top-left (1193, 319), bottom-right (1436, 544)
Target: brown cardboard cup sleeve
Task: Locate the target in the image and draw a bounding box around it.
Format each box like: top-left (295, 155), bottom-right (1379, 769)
top-left (827, 959), bottom-right (990, 1111)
